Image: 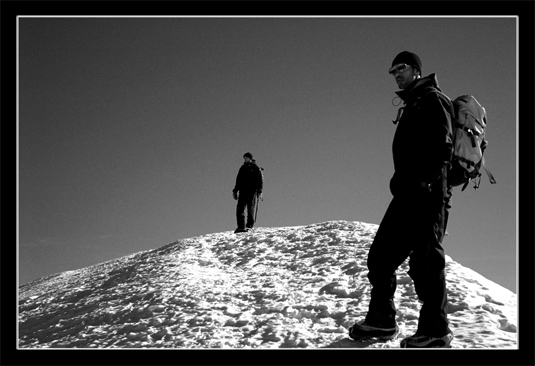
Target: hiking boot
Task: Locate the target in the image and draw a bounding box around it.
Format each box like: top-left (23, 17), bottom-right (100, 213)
top-left (234, 227), bottom-right (251, 233)
top-left (400, 331), bottom-right (454, 348)
top-left (348, 321), bottom-right (399, 341)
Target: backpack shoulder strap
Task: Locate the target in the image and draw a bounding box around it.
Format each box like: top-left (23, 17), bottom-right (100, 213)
top-left (418, 89), bottom-right (456, 129)
top-left (426, 89), bottom-right (453, 109)
top-left (415, 88), bottom-right (454, 115)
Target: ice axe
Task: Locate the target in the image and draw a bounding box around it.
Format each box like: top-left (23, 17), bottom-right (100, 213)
top-left (254, 192), bottom-right (263, 225)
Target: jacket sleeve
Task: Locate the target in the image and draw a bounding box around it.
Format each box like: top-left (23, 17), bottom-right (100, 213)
top-left (421, 92), bottom-right (454, 183)
top-left (256, 167), bottom-right (264, 193)
top-left (233, 167), bottom-right (243, 194)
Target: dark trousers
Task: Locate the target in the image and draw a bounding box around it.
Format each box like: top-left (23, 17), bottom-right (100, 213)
top-left (365, 190), bottom-right (451, 337)
top-left (236, 192), bottom-right (258, 229)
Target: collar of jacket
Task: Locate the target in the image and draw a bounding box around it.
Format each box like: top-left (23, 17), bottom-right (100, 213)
top-left (395, 73), bottom-right (442, 105)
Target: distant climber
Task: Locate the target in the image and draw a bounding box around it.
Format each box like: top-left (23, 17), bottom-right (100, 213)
top-left (232, 152), bottom-right (264, 233)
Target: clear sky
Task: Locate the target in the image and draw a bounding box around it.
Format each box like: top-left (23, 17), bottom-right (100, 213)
top-left (17, 16), bottom-right (517, 292)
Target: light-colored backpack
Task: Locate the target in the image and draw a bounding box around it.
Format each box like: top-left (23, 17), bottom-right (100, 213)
top-left (448, 95), bottom-right (496, 190)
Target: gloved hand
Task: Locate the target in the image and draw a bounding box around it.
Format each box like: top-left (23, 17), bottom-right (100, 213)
top-left (258, 192), bottom-right (263, 200)
top-left (233, 191), bottom-right (238, 200)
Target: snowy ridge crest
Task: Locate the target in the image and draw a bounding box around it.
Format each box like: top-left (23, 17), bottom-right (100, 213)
top-left (18, 220), bottom-right (517, 349)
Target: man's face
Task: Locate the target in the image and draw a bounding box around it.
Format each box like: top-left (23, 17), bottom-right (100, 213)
top-left (389, 63), bottom-right (419, 90)
top-left (244, 157), bottom-right (251, 164)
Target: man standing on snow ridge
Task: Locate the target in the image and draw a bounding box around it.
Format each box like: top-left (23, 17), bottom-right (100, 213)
top-left (349, 51), bottom-right (455, 348)
top-left (232, 152), bottom-right (264, 233)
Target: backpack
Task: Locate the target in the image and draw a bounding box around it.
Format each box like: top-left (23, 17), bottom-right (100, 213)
top-left (446, 94), bottom-right (497, 190)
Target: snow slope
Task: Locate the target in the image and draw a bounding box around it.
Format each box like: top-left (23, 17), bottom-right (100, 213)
top-left (18, 220), bottom-right (517, 349)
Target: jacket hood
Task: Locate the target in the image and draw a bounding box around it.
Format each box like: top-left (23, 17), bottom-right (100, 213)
top-left (396, 73), bottom-right (442, 103)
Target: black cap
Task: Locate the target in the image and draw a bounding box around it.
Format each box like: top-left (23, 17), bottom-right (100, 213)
top-left (243, 152), bottom-right (253, 159)
top-left (391, 51), bottom-right (422, 73)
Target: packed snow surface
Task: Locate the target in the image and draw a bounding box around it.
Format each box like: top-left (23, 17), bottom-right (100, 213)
top-left (18, 220), bottom-right (517, 349)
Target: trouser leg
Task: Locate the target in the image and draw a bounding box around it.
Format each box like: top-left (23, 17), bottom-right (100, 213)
top-left (246, 194), bottom-right (257, 228)
top-left (236, 195), bottom-right (246, 229)
top-left (408, 192), bottom-right (450, 336)
top-left (365, 197), bottom-right (412, 327)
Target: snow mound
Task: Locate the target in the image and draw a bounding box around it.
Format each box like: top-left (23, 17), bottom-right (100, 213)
top-left (18, 220), bottom-right (517, 349)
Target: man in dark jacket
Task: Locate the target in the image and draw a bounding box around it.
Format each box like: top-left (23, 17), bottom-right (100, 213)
top-left (233, 152), bottom-right (264, 233)
top-left (349, 51), bottom-right (455, 348)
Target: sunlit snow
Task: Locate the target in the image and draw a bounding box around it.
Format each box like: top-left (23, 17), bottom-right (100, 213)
top-left (18, 220), bottom-right (517, 349)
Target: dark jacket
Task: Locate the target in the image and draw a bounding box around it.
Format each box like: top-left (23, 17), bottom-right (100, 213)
top-left (390, 73), bottom-right (454, 197)
top-left (233, 160), bottom-right (264, 196)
